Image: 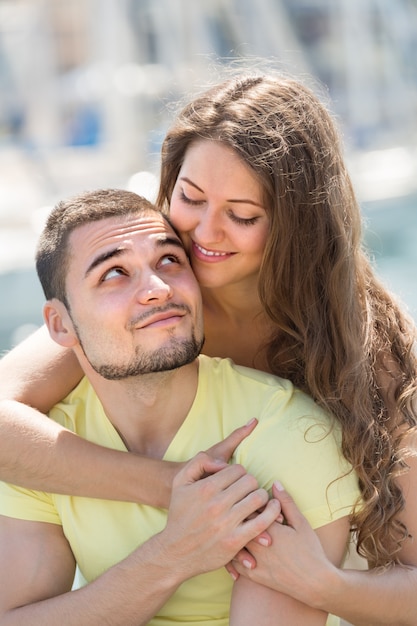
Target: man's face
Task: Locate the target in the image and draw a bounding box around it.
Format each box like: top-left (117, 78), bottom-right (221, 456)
top-left (60, 212), bottom-right (204, 379)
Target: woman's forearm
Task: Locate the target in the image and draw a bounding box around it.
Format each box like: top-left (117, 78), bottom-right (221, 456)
top-left (323, 444), bottom-right (417, 626)
top-left (231, 481), bottom-right (417, 626)
top-left (0, 400), bottom-right (259, 506)
top-left (0, 327), bottom-right (174, 506)
top-left (0, 399), bottom-right (174, 506)
top-left (0, 327), bottom-right (257, 507)
top-left (0, 326), bottom-right (83, 412)
top-left (314, 564), bottom-right (417, 626)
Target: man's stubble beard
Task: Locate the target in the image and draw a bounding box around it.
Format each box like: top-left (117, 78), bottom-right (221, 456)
top-left (71, 317), bottom-right (204, 380)
top-left (90, 334), bottom-right (204, 379)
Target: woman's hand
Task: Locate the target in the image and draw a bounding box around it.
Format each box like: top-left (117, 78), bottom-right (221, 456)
top-left (226, 482), bottom-right (339, 605)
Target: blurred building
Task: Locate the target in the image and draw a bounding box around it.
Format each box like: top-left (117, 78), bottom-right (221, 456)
top-left (1, 0), bottom-right (417, 183)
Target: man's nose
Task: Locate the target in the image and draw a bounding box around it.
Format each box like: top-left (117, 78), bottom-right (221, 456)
top-left (136, 273), bottom-right (173, 303)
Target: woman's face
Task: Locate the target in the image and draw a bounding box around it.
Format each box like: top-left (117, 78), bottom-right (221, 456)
top-left (169, 140), bottom-right (269, 290)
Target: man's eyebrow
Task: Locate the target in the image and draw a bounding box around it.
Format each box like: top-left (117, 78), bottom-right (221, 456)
top-left (84, 236), bottom-right (185, 278)
top-left (156, 235), bottom-right (185, 251)
top-left (179, 176), bottom-right (263, 207)
top-left (85, 247), bottom-right (125, 278)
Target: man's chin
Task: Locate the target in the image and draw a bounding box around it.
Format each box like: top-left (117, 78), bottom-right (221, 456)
top-left (89, 339), bottom-right (203, 380)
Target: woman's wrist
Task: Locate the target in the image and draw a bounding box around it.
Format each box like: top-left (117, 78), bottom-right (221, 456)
top-left (129, 456), bottom-right (183, 508)
top-left (303, 560), bottom-right (344, 611)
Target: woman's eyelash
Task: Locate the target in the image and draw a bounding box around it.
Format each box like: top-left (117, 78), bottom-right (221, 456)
top-left (180, 189), bottom-right (260, 225)
top-left (229, 214), bottom-right (260, 226)
top-left (179, 190), bottom-right (202, 205)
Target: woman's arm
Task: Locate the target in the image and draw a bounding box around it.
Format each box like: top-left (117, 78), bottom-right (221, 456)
top-left (230, 513), bottom-right (350, 626)
top-left (230, 471), bottom-right (417, 626)
top-left (0, 326), bottom-right (176, 505)
top-left (0, 398), bottom-right (180, 505)
top-left (0, 327), bottom-right (258, 506)
top-left (0, 325), bottom-right (82, 412)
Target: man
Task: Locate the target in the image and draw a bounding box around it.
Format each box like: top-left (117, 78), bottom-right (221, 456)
top-left (0, 189), bottom-right (359, 625)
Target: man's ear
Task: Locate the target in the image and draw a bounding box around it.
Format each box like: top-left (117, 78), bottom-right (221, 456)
top-left (43, 299), bottom-right (78, 348)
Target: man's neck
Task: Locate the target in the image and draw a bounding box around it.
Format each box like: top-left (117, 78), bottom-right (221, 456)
top-left (85, 359), bottom-right (200, 459)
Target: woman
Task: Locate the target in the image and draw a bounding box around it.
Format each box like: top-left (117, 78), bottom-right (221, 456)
top-left (1, 71), bottom-right (417, 624)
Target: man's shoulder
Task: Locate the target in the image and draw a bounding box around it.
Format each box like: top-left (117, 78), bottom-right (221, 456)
top-left (198, 354), bottom-right (294, 392)
top-left (197, 354), bottom-right (331, 424)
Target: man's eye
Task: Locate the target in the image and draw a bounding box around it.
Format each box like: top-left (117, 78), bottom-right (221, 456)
top-left (101, 267), bottom-right (126, 281)
top-left (159, 254), bottom-right (181, 267)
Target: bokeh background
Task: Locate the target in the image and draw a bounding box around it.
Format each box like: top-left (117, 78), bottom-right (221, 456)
top-left (1, 0), bottom-right (417, 353)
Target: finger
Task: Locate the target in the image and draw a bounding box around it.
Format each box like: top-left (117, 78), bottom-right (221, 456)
top-left (240, 513), bottom-right (274, 544)
top-left (254, 530), bottom-right (272, 546)
top-left (174, 452), bottom-right (229, 487)
top-left (239, 498), bottom-right (282, 542)
top-left (272, 481), bottom-right (307, 529)
top-left (246, 499), bottom-right (283, 535)
top-left (206, 418), bottom-right (258, 463)
top-left (225, 561), bottom-right (240, 581)
top-left (188, 468), bottom-right (258, 519)
top-left (176, 462), bottom-right (250, 497)
top-left (228, 548), bottom-right (257, 573)
top-left (192, 471), bottom-right (265, 522)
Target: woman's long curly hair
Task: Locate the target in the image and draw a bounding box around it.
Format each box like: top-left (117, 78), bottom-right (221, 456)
top-left (157, 71), bottom-right (417, 568)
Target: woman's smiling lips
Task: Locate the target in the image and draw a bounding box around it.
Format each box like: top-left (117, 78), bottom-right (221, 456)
top-left (191, 241), bottom-right (235, 263)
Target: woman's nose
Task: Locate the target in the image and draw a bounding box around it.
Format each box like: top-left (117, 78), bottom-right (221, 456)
top-left (194, 207), bottom-right (222, 243)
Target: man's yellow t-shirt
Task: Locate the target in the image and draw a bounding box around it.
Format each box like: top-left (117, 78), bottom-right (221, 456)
top-left (0, 355), bottom-right (360, 625)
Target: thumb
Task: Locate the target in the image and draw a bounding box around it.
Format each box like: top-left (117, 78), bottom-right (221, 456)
top-left (206, 418), bottom-right (258, 463)
top-left (271, 481), bottom-right (307, 529)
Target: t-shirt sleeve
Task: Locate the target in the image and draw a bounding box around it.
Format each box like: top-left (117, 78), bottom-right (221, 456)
top-left (0, 481), bottom-right (61, 525)
top-left (234, 388), bottom-right (360, 529)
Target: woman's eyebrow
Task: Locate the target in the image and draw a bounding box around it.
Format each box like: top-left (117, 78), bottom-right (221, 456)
top-left (179, 176), bottom-right (263, 207)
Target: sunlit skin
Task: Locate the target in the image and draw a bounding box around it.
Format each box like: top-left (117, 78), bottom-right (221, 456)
top-left (42, 212), bottom-right (206, 458)
top-left (170, 140), bottom-right (270, 292)
top-left (46, 213), bottom-right (204, 384)
top-left (170, 140), bottom-right (274, 371)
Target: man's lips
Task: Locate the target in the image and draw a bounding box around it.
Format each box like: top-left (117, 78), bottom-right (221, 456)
top-left (192, 241), bottom-right (235, 262)
top-left (133, 307), bottom-right (188, 330)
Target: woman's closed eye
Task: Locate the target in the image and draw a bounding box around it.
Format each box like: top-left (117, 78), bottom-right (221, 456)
top-left (228, 212), bottom-right (261, 226)
top-left (180, 190), bottom-right (262, 226)
top-left (179, 190), bottom-right (204, 206)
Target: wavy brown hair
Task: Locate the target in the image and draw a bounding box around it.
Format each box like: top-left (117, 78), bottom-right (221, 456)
top-left (157, 72), bottom-right (417, 567)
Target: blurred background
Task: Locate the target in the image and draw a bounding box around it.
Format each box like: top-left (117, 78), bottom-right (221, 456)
top-left (1, 0), bottom-right (417, 352)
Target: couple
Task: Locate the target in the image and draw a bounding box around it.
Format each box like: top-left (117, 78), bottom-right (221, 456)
top-left (1, 71), bottom-right (417, 625)
top-left (0, 188), bottom-right (358, 624)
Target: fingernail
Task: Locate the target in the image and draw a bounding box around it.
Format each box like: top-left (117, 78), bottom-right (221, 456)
top-left (242, 559), bottom-right (253, 569)
top-left (273, 480), bottom-right (284, 491)
top-left (258, 537), bottom-right (269, 546)
top-left (245, 418), bottom-right (257, 427)
top-left (229, 570), bottom-right (238, 581)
